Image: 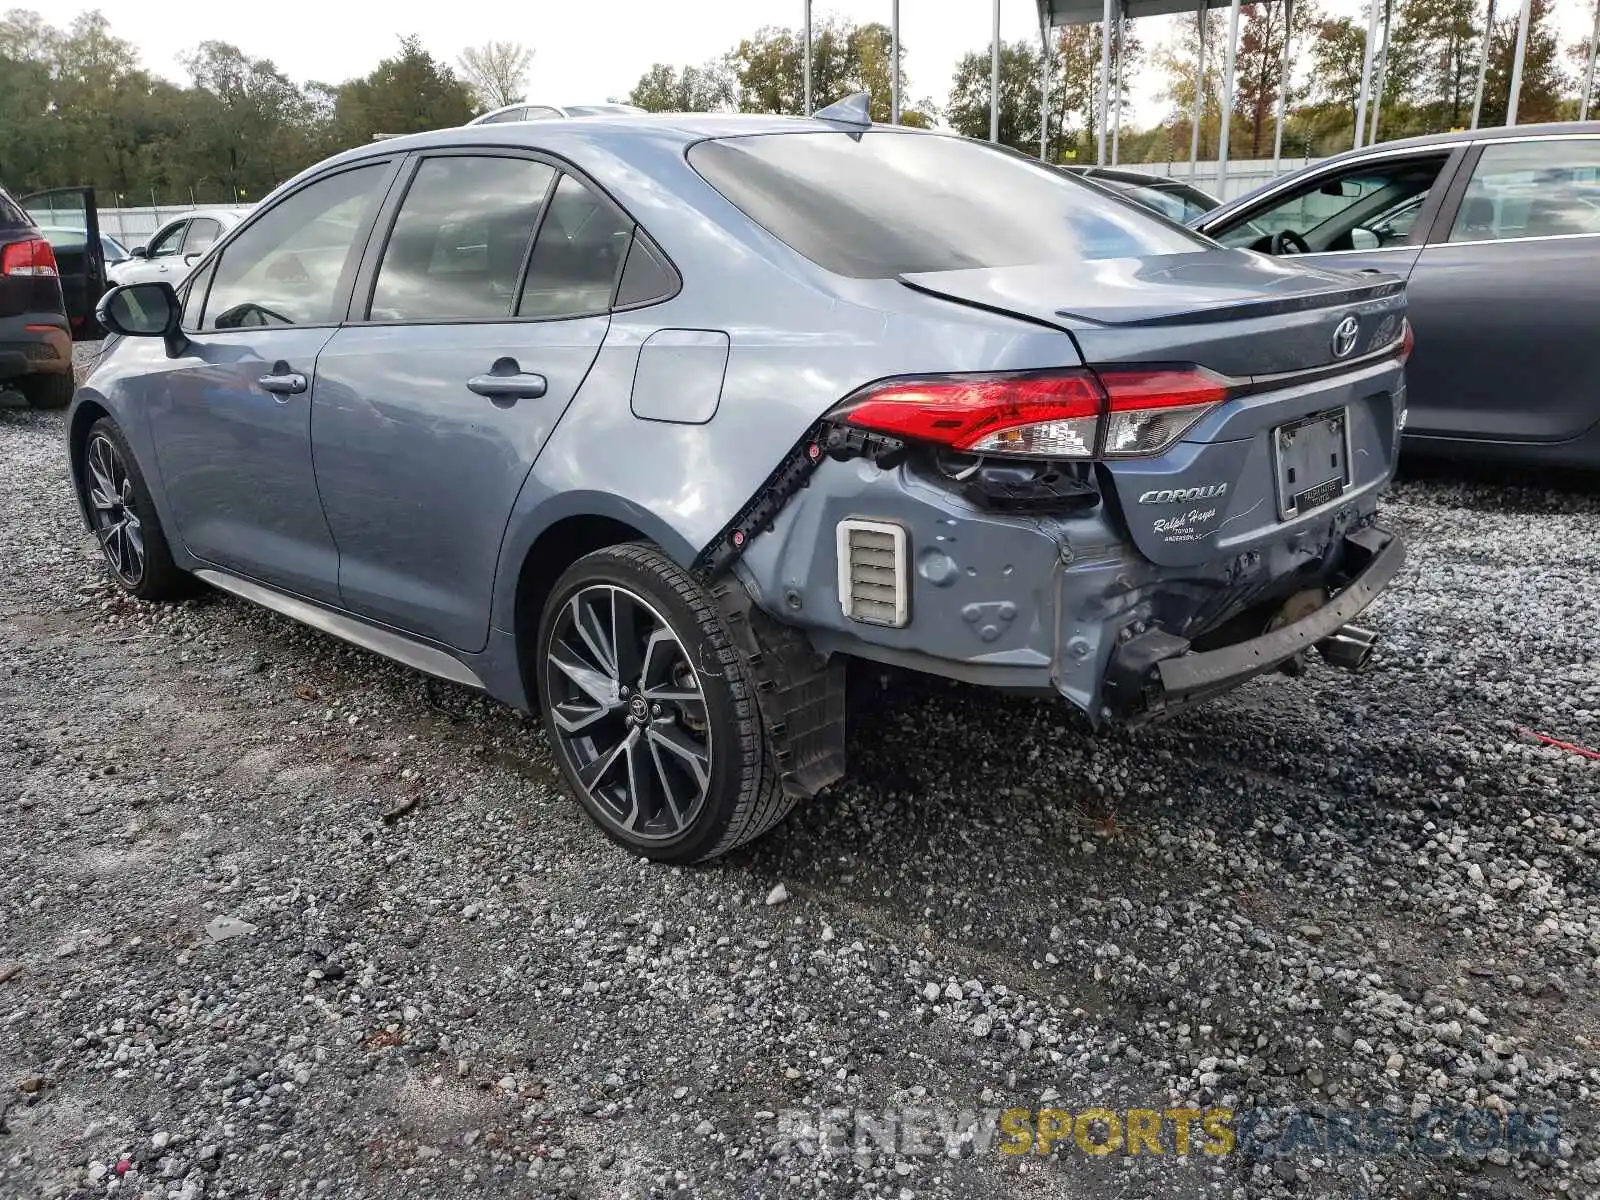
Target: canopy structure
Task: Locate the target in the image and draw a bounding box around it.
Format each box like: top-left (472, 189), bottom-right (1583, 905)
top-left (792, 0), bottom-right (1550, 195)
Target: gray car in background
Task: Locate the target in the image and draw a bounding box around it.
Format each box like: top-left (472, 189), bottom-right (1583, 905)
top-left (73, 110), bottom-right (1409, 862)
top-left (1196, 123), bottom-right (1600, 469)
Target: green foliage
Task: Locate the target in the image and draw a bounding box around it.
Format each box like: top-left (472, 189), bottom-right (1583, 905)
top-left (0, 13), bottom-right (474, 203)
top-left (628, 60), bottom-right (737, 112)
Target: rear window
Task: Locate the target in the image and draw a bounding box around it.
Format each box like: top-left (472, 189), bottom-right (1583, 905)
top-left (0, 188), bottom-right (28, 229)
top-left (688, 131), bottom-right (1209, 279)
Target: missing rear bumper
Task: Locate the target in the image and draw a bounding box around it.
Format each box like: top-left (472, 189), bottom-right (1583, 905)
top-left (1102, 525), bottom-right (1404, 722)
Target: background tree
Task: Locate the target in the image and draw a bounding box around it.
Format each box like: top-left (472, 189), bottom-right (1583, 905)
top-left (946, 41), bottom-right (1046, 151)
top-left (1475, 0), bottom-right (1566, 125)
top-left (628, 59), bottom-right (738, 112)
top-left (726, 20), bottom-right (918, 122)
top-left (456, 40), bottom-right (534, 111)
top-left (334, 35), bottom-right (475, 142)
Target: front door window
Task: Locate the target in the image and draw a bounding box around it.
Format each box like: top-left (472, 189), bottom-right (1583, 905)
top-left (1214, 154), bottom-right (1450, 256)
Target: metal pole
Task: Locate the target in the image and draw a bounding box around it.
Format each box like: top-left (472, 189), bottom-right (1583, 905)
top-left (1040, 19), bottom-right (1052, 160)
top-left (891, 0), bottom-right (901, 123)
top-left (1189, 2), bottom-right (1206, 182)
top-left (1111, 1), bottom-right (1126, 165)
top-left (1583, 0), bottom-right (1600, 121)
top-left (991, 0), bottom-right (1002, 143)
top-left (1273, 0), bottom-right (1293, 174)
top-left (1354, 0), bottom-right (1381, 148)
top-left (1098, 0), bottom-right (1113, 164)
top-left (803, 0), bottom-right (812, 115)
top-left (1217, 0), bottom-right (1242, 196)
top-left (1506, 0), bottom-right (1533, 125)
top-left (1470, 0), bottom-right (1496, 129)
top-left (1369, 0), bottom-right (1394, 144)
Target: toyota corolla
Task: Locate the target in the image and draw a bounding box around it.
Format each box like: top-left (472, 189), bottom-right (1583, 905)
top-left (70, 99), bottom-right (1409, 863)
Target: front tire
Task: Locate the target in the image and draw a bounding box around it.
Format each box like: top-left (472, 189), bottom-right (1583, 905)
top-left (535, 543), bottom-right (793, 863)
top-left (78, 417), bottom-right (192, 602)
top-left (19, 369), bottom-right (73, 410)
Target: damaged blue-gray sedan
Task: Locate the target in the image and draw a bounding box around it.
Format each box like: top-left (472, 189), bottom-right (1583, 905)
top-left (70, 98), bottom-right (1409, 862)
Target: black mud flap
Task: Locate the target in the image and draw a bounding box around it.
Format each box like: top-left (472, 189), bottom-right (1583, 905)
top-left (710, 578), bottom-right (847, 799)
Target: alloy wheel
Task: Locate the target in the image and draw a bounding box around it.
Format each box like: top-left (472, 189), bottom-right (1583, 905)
top-left (84, 434), bottom-right (145, 587)
top-left (544, 584), bottom-right (713, 841)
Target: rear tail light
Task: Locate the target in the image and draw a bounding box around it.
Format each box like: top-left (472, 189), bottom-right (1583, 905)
top-left (0, 238), bottom-right (59, 278)
top-left (833, 366), bottom-right (1229, 460)
top-left (1398, 319), bottom-right (1414, 365)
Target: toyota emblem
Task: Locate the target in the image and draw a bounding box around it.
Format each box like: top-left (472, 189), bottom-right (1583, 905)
top-left (1331, 315), bottom-right (1360, 359)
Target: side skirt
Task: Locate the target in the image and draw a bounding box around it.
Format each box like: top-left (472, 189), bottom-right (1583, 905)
top-left (192, 568), bottom-right (486, 692)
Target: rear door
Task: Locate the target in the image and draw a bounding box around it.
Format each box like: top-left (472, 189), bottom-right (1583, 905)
top-left (1198, 147), bottom-right (1466, 280)
top-left (1401, 134), bottom-right (1600, 443)
top-left (20, 187), bottom-right (106, 337)
top-left (312, 154), bottom-right (627, 652)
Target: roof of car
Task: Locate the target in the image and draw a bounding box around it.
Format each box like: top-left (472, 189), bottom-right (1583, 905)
top-left (1312, 120), bottom-right (1600, 166)
top-left (327, 111), bottom-right (930, 168)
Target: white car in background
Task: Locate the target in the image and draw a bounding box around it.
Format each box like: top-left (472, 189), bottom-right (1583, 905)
top-left (108, 208), bottom-right (249, 286)
top-left (466, 102), bottom-right (645, 125)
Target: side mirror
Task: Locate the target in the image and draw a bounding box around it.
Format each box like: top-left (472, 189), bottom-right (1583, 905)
top-left (95, 282), bottom-right (187, 357)
top-left (129, 245), bottom-right (148, 258)
top-left (1320, 179), bottom-right (1360, 198)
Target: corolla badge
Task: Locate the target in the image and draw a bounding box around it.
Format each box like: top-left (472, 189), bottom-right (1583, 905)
top-left (1331, 315), bottom-right (1361, 359)
top-left (1138, 483), bottom-right (1228, 504)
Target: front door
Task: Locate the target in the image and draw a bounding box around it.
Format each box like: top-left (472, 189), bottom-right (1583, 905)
top-left (1198, 148), bottom-right (1465, 281)
top-left (313, 156), bottom-right (631, 652)
top-left (142, 161), bottom-right (396, 603)
top-left (1402, 135), bottom-right (1600, 444)
top-left (21, 186), bottom-right (106, 338)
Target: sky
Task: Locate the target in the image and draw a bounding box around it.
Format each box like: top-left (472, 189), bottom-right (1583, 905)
top-left (34, 0), bottom-right (1600, 130)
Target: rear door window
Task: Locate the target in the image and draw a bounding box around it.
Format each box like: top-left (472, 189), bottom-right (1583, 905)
top-left (1448, 138), bottom-right (1600, 242)
top-left (369, 155), bottom-right (556, 322)
top-left (516, 174), bottom-right (632, 318)
top-left (183, 217), bottom-right (223, 255)
top-left (687, 131), bottom-right (1207, 279)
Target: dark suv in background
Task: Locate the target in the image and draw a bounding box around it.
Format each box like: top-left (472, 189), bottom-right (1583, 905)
top-left (1, 185), bottom-right (105, 408)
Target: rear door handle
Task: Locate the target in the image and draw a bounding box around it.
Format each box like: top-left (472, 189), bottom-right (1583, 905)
top-left (258, 367), bottom-right (307, 396)
top-left (467, 357), bottom-right (547, 403)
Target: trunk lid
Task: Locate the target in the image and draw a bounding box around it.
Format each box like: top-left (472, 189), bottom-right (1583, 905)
top-left (899, 249), bottom-right (1406, 379)
top-left (899, 249), bottom-right (1409, 569)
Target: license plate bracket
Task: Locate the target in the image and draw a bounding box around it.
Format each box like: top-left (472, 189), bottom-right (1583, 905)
top-left (1273, 407), bottom-right (1351, 520)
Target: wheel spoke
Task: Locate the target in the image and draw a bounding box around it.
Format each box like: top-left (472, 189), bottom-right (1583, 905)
top-left (646, 735), bottom-right (687, 829)
top-left (578, 728), bottom-right (633, 792)
top-left (123, 517), bottom-right (145, 576)
top-left (611, 591), bottom-right (647, 686)
top-left (551, 695), bottom-right (616, 735)
top-left (623, 730), bottom-right (662, 831)
top-left (549, 643), bottom-right (619, 710)
top-left (647, 723), bottom-right (710, 792)
top-left (569, 594), bottom-right (616, 678)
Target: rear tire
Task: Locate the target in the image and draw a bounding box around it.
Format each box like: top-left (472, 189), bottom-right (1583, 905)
top-left (535, 543), bottom-right (794, 863)
top-left (77, 417), bottom-right (193, 602)
top-left (19, 369), bottom-right (73, 410)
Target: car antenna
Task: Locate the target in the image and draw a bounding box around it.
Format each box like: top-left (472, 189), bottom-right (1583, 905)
top-left (813, 91), bottom-right (872, 129)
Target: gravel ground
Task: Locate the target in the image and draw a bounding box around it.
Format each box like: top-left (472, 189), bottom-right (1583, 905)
top-left (2, 352), bottom-right (1598, 1199)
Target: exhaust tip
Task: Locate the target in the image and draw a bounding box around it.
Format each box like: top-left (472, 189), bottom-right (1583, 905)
top-left (1317, 624), bottom-right (1379, 673)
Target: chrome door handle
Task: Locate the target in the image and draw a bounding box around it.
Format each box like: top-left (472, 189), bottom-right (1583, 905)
top-left (467, 357), bottom-right (547, 403)
top-left (258, 371), bottom-right (307, 396)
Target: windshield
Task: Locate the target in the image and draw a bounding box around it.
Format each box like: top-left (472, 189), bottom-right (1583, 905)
top-left (688, 131), bottom-right (1211, 279)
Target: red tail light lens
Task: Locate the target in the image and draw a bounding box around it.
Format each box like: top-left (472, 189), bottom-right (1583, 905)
top-left (836, 367), bottom-right (1229, 460)
top-left (1398, 319), bottom-right (1414, 364)
top-left (838, 371), bottom-right (1106, 459)
top-left (0, 238), bottom-right (59, 278)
